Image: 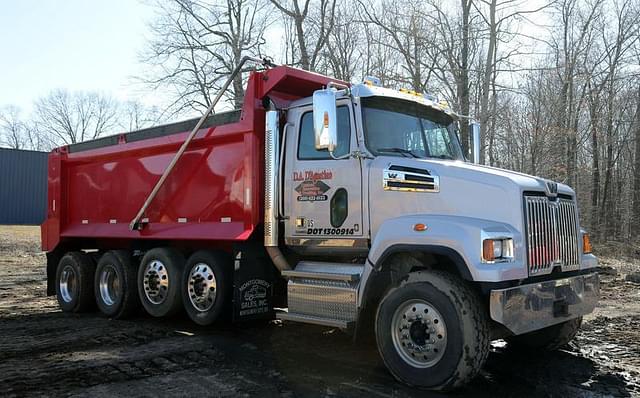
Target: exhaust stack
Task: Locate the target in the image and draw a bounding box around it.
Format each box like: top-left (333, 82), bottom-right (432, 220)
top-left (264, 108), bottom-right (291, 272)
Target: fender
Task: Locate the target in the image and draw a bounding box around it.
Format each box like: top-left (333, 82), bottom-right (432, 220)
top-left (366, 214), bottom-right (527, 283)
top-left (374, 244), bottom-right (473, 280)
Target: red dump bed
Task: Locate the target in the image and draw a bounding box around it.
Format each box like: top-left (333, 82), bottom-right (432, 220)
top-left (41, 66), bottom-right (340, 252)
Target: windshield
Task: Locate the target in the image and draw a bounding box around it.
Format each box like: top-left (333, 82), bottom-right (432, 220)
top-left (361, 97), bottom-right (464, 160)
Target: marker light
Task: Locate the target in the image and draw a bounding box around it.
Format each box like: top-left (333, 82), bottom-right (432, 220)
top-left (423, 93), bottom-right (438, 102)
top-left (413, 223), bottom-right (428, 232)
top-left (363, 76), bottom-right (381, 86)
top-left (583, 232), bottom-right (593, 254)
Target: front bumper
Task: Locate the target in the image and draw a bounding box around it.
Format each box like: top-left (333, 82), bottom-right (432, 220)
top-left (489, 272), bottom-right (599, 335)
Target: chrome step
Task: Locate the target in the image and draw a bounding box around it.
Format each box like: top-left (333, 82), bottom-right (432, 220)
top-left (282, 261), bottom-right (363, 328)
top-left (276, 312), bottom-right (354, 329)
top-left (282, 261), bottom-right (363, 282)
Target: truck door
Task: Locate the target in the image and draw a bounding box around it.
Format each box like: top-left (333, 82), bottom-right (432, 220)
top-left (283, 100), bottom-right (365, 250)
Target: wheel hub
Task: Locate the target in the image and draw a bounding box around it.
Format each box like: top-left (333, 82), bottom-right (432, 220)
top-left (391, 299), bottom-right (448, 368)
top-left (188, 263), bottom-right (216, 312)
top-left (59, 265), bottom-right (77, 303)
top-left (143, 260), bottom-right (169, 305)
top-left (99, 264), bottom-right (120, 306)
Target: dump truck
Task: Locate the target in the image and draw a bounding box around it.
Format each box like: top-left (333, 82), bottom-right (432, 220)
top-left (41, 57), bottom-right (599, 391)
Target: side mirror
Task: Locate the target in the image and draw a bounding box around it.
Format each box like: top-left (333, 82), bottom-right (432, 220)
top-left (313, 88), bottom-right (338, 153)
top-left (470, 121), bottom-right (481, 164)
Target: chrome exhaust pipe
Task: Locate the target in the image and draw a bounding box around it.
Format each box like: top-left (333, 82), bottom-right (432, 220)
top-left (264, 107), bottom-right (291, 272)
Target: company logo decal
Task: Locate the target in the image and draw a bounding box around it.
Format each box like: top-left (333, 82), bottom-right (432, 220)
top-left (238, 279), bottom-right (270, 317)
top-left (293, 169), bottom-right (333, 202)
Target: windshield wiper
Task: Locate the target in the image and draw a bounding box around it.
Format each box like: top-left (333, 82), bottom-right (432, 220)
top-left (377, 147), bottom-right (420, 158)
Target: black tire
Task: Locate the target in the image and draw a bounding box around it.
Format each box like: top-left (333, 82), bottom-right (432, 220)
top-left (182, 250), bottom-right (232, 326)
top-left (506, 317), bottom-right (582, 351)
top-left (94, 250), bottom-right (140, 319)
top-left (137, 248), bottom-right (184, 317)
top-left (55, 251), bottom-right (96, 313)
top-left (375, 270), bottom-right (489, 391)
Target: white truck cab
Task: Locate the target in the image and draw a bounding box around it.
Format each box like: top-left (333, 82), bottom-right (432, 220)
top-left (272, 79), bottom-right (599, 390)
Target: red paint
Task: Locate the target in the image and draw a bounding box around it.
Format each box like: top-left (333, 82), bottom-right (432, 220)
top-left (41, 66), bottom-right (347, 252)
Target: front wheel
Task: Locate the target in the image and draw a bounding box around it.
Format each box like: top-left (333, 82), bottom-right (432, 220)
top-left (375, 270), bottom-right (489, 391)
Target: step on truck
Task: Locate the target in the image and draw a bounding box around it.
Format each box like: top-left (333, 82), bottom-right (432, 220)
top-left (41, 57), bottom-right (600, 391)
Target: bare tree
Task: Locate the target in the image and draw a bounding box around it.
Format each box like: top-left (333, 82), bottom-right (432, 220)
top-left (0, 106), bottom-right (27, 149)
top-left (270, 0), bottom-right (336, 71)
top-left (120, 101), bottom-right (162, 132)
top-left (142, 0), bottom-right (270, 115)
top-left (34, 90), bottom-right (120, 146)
top-left (323, 2), bottom-right (363, 81)
top-left (360, 0), bottom-right (437, 92)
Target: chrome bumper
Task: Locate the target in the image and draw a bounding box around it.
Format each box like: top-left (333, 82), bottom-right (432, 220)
top-left (489, 272), bottom-right (599, 335)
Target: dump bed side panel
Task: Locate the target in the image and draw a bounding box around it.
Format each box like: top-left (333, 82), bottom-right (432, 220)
top-left (42, 73), bottom-right (264, 252)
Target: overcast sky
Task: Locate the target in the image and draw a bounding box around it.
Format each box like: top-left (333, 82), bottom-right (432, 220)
top-left (0, 0), bottom-right (155, 112)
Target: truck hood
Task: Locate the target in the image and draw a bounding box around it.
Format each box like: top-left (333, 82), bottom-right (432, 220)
top-left (367, 157), bottom-right (575, 238)
top-left (430, 160), bottom-right (575, 197)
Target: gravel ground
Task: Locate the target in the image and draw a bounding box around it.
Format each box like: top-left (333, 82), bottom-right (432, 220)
top-left (1, 225), bottom-right (639, 397)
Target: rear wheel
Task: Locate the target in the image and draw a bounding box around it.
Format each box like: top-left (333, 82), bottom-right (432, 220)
top-left (56, 251), bottom-right (96, 313)
top-left (95, 250), bottom-right (140, 318)
top-left (138, 248), bottom-right (184, 317)
top-left (375, 270), bottom-right (489, 391)
top-left (182, 250), bottom-right (232, 326)
top-left (506, 317), bottom-right (582, 351)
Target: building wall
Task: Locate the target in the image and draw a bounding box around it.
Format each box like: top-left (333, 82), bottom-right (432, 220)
top-left (0, 148), bottom-right (48, 225)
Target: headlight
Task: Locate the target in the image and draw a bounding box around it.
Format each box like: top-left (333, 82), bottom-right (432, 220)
top-left (482, 238), bottom-right (514, 263)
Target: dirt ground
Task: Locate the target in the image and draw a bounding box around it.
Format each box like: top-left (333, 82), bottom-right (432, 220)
top-left (1, 226), bottom-right (639, 397)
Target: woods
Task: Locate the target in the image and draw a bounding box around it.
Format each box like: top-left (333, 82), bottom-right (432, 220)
top-left (1, 0), bottom-right (639, 245)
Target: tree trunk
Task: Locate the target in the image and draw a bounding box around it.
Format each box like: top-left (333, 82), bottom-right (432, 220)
top-left (589, 95), bottom-right (600, 236)
top-left (459, 0), bottom-right (471, 157)
top-left (479, 0), bottom-right (496, 164)
top-left (632, 86), bottom-right (640, 239)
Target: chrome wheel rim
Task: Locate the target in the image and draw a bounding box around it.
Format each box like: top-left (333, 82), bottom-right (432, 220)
top-left (143, 260), bottom-right (169, 305)
top-left (187, 262), bottom-right (217, 312)
top-left (391, 299), bottom-right (448, 368)
top-left (59, 265), bottom-right (77, 303)
top-left (99, 264), bottom-right (120, 306)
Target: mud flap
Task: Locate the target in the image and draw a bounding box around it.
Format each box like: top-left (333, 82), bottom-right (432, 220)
top-left (232, 242), bottom-right (282, 322)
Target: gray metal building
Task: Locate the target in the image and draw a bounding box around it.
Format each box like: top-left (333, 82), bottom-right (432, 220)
top-left (0, 148), bottom-right (48, 225)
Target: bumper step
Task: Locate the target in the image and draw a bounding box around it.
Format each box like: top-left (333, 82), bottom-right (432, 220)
top-left (282, 261), bottom-right (363, 282)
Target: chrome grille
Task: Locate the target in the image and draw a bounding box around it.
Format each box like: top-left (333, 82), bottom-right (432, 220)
top-left (524, 195), bottom-right (580, 275)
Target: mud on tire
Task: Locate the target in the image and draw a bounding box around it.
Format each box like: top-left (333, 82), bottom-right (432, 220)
top-left (375, 270), bottom-right (489, 391)
top-left (138, 248), bottom-right (184, 317)
top-left (95, 250), bottom-right (140, 319)
top-left (506, 317), bottom-right (582, 351)
top-left (55, 251), bottom-right (96, 313)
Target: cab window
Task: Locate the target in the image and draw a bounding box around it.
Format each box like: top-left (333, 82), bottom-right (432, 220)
top-left (298, 106), bottom-right (351, 160)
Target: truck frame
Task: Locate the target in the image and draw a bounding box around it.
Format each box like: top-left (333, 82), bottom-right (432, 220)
top-left (42, 58), bottom-right (599, 391)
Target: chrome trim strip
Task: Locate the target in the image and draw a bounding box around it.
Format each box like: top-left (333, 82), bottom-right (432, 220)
top-left (383, 167), bottom-right (440, 193)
